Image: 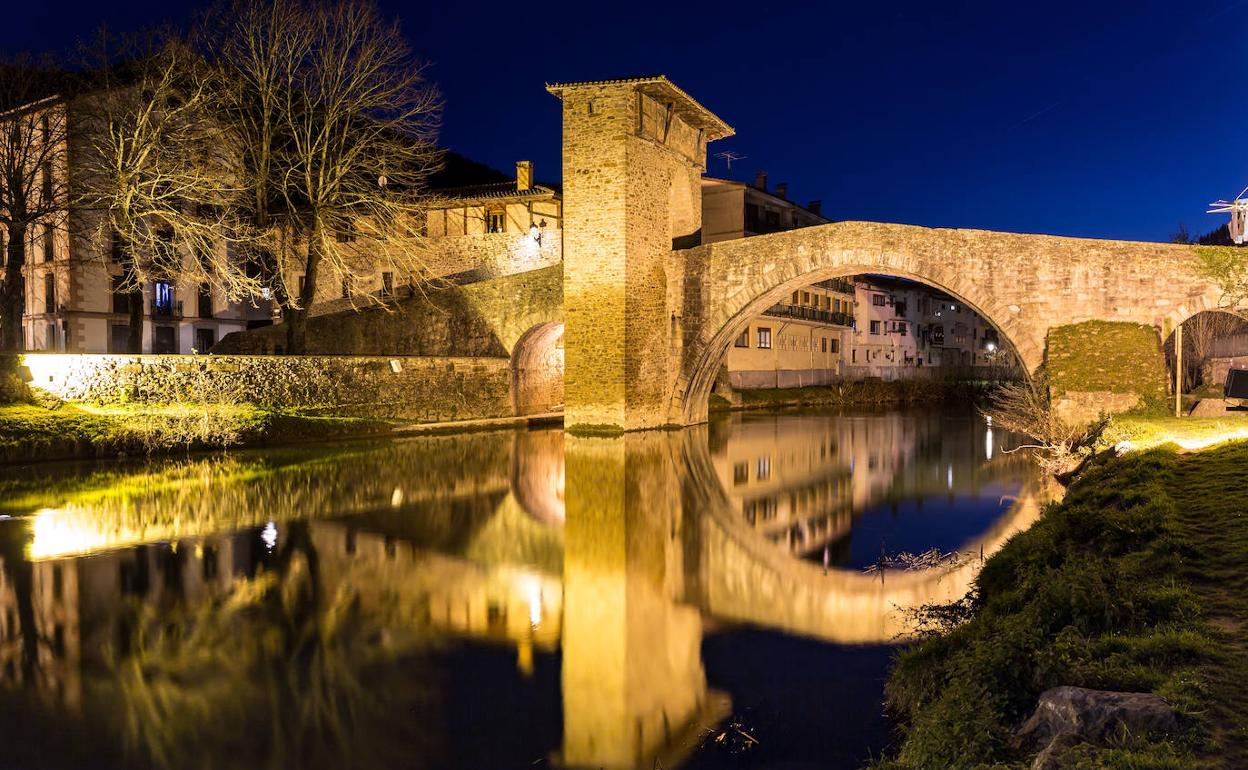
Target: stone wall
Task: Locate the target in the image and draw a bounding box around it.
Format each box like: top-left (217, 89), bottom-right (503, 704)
top-left (214, 264), bottom-right (563, 358)
top-left (22, 353), bottom-right (514, 423)
top-left (1210, 356), bottom-right (1248, 387)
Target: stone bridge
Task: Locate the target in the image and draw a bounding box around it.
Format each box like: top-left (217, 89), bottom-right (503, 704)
top-left (547, 76), bottom-right (1225, 432)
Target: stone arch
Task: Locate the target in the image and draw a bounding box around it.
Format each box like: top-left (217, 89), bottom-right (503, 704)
top-left (678, 259), bottom-right (1035, 425)
top-left (511, 321), bottom-right (565, 416)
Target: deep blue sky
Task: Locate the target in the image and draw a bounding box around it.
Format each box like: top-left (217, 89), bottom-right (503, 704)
top-left (4, 0), bottom-right (1246, 242)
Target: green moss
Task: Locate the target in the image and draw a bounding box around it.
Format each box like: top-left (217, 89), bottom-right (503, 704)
top-left (875, 442), bottom-right (1248, 768)
top-left (1047, 321), bottom-right (1169, 408)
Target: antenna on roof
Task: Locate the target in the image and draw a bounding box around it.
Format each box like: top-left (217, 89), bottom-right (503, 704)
top-left (1209, 184), bottom-right (1248, 245)
top-left (715, 151), bottom-right (746, 172)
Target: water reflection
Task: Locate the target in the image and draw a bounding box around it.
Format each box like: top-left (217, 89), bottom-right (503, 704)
top-left (708, 408), bottom-right (1037, 568)
top-left (0, 406), bottom-right (1046, 769)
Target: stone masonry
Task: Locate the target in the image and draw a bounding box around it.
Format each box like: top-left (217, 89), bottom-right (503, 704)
top-left (548, 77), bottom-right (734, 431)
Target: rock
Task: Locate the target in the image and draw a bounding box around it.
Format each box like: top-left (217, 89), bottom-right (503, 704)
top-left (1017, 687), bottom-right (1177, 769)
top-left (1190, 398), bottom-right (1239, 417)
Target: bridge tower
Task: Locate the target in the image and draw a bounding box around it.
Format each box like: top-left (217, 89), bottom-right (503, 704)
top-left (547, 77), bottom-right (733, 432)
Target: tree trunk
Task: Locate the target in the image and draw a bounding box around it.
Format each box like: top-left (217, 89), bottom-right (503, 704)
top-left (284, 227), bottom-right (322, 355)
top-left (125, 258), bottom-right (144, 354)
top-left (126, 289), bottom-right (145, 353)
top-left (1, 224), bottom-right (28, 352)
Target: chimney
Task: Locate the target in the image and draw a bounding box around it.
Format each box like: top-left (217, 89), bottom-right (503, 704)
top-left (808, 200), bottom-right (823, 216)
top-left (754, 170), bottom-right (768, 191)
top-left (774, 183), bottom-right (788, 200)
top-left (516, 160), bottom-right (533, 191)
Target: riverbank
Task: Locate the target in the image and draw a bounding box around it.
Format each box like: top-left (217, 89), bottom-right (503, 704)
top-left (0, 402), bottom-right (394, 464)
top-left (711, 378), bottom-right (1005, 412)
top-left (873, 441), bottom-right (1248, 769)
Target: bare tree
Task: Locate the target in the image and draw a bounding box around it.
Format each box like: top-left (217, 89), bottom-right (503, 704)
top-left (0, 56), bottom-right (70, 351)
top-left (73, 34), bottom-right (259, 353)
top-left (981, 370), bottom-right (1107, 478)
top-left (205, 0), bottom-right (443, 354)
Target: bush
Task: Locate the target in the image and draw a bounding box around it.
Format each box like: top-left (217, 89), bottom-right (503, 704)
top-left (875, 449), bottom-right (1211, 769)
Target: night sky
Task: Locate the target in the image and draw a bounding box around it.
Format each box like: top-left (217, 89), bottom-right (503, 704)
top-left (4, 0), bottom-right (1246, 242)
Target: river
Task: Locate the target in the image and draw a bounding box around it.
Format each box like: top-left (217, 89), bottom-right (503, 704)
top-left (0, 404), bottom-right (1039, 770)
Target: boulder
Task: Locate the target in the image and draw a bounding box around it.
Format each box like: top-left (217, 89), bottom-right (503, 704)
top-left (1017, 686), bottom-right (1177, 769)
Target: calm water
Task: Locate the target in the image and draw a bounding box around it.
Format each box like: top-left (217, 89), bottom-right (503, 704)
top-left (0, 405), bottom-right (1038, 770)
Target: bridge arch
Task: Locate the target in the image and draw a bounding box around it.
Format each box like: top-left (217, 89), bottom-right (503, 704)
top-left (670, 222), bottom-right (1225, 426)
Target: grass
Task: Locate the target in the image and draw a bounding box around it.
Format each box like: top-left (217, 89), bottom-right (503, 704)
top-left (1048, 321), bottom-right (1169, 408)
top-left (1103, 413), bottom-right (1248, 452)
top-left (873, 441), bottom-right (1248, 769)
top-left (0, 402), bottom-right (391, 463)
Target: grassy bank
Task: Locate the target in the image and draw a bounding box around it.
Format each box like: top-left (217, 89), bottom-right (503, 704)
top-left (874, 442), bottom-right (1248, 769)
top-left (712, 378), bottom-right (1004, 412)
top-left (0, 402), bottom-right (392, 464)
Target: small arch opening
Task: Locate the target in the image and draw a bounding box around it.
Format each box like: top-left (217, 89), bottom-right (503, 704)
top-left (511, 321), bottom-right (565, 416)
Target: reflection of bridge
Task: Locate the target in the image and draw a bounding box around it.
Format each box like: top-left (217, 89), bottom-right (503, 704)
top-left (1, 424), bottom-right (1051, 769)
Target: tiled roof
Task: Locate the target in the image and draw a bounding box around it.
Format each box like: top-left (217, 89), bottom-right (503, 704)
top-left (431, 182), bottom-right (560, 203)
top-left (545, 75), bottom-right (734, 140)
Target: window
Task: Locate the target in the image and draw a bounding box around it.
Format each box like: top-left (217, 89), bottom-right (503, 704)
top-left (757, 327), bottom-right (772, 349)
top-left (336, 222), bottom-right (356, 243)
top-left (152, 325), bottom-right (176, 354)
top-left (733, 462), bottom-right (749, 485)
top-left (897, 322), bottom-right (908, 335)
top-left (197, 284), bottom-right (213, 318)
top-left (381, 271), bottom-right (394, 297)
top-left (41, 163), bottom-right (52, 202)
top-left (894, 301), bottom-right (907, 316)
top-left (801, 291), bottom-right (810, 305)
top-left (830, 338), bottom-right (840, 353)
top-left (109, 230), bottom-right (124, 262)
top-left (734, 329), bottom-right (750, 348)
top-left (42, 223), bottom-right (53, 262)
top-left (756, 456), bottom-right (771, 481)
top-left (870, 320), bottom-right (881, 335)
top-left (821, 337), bottom-right (827, 353)
top-left (44, 272), bottom-right (55, 313)
top-left (791, 290), bottom-right (799, 304)
top-left (194, 328), bottom-right (215, 354)
top-left (872, 294), bottom-right (886, 306)
top-left (153, 281), bottom-right (174, 317)
top-left (109, 324), bottom-right (129, 352)
top-left (486, 209), bottom-right (506, 233)
top-left (112, 276), bottom-right (129, 314)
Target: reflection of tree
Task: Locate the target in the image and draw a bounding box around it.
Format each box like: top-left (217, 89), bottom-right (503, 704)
top-left (107, 522), bottom-right (432, 770)
top-left (0, 521), bottom-right (41, 688)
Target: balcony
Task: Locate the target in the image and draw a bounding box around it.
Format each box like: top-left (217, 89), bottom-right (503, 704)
top-left (762, 303), bottom-right (855, 328)
top-left (151, 300), bottom-right (183, 320)
top-left (811, 278), bottom-right (855, 295)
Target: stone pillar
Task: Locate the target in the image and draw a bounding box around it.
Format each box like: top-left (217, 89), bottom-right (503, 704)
top-left (548, 77), bottom-right (733, 432)
top-left (560, 432), bottom-right (718, 768)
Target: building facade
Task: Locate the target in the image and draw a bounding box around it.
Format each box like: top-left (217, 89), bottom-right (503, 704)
top-left (702, 171), bottom-right (826, 244)
top-left (725, 278), bottom-right (856, 388)
top-left (4, 95), bottom-right (270, 354)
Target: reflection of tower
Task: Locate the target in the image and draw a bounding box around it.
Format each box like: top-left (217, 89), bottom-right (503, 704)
top-left (561, 433), bottom-right (725, 769)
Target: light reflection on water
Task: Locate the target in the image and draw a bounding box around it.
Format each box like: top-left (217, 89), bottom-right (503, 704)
top-left (0, 405), bottom-right (1042, 770)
